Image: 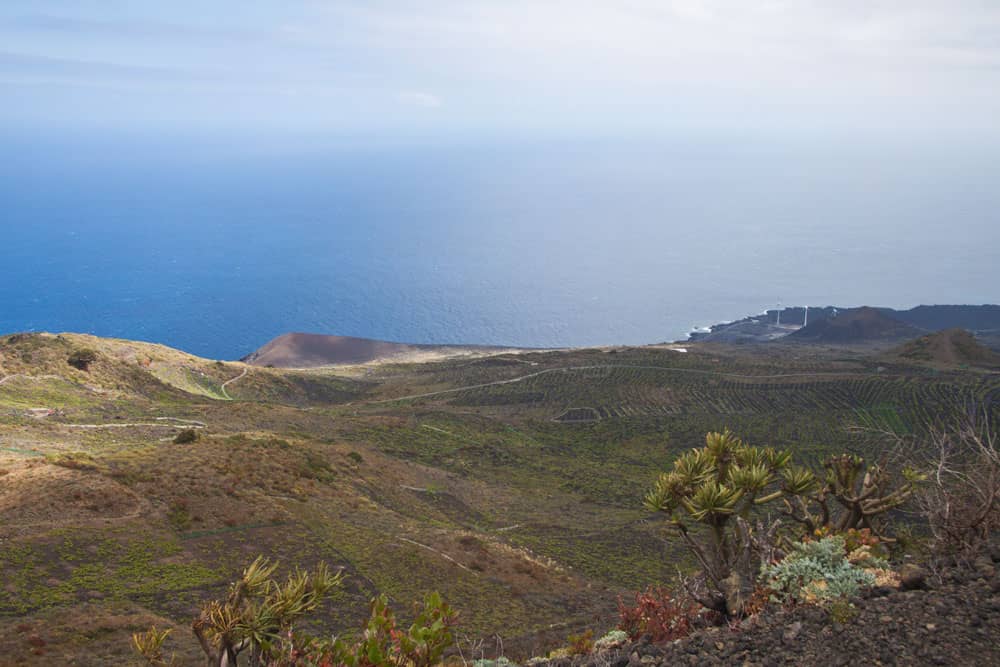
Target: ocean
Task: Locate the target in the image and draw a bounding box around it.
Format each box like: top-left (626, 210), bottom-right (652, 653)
top-left (2, 130), bottom-right (999, 360)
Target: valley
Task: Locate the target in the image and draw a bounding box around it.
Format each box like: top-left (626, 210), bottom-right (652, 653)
top-left (0, 330), bottom-right (997, 664)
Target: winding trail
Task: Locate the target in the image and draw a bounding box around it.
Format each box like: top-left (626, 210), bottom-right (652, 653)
top-left (397, 537), bottom-right (478, 574)
top-left (0, 373), bottom-right (63, 386)
top-left (220, 366), bottom-right (248, 400)
top-left (62, 422), bottom-right (206, 430)
top-left (154, 417), bottom-right (208, 427)
top-left (368, 364), bottom-right (875, 405)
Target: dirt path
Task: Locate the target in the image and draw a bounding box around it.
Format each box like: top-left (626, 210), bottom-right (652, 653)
top-left (397, 537), bottom-right (478, 574)
top-left (220, 366), bottom-right (248, 400)
top-left (0, 373), bottom-right (63, 386)
top-left (61, 421), bottom-right (206, 430)
top-left (154, 417), bottom-right (208, 427)
top-left (368, 364), bottom-right (875, 404)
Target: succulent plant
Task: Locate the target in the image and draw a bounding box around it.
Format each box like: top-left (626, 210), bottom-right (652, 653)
top-left (645, 429), bottom-right (917, 616)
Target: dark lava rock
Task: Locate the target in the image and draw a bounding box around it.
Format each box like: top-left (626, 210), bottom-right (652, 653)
top-left (530, 565), bottom-right (1000, 667)
top-left (899, 563), bottom-right (929, 591)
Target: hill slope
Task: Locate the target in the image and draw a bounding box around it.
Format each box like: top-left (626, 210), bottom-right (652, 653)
top-left (687, 304), bottom-right (1000, 346)
top-left (533, 561), bottom-right (1000, 667)
top-left (1, 330), bottom-right (999, 663)
top-left (889, 328), bottom-right (1000, 368)
top-left (888, 304), bottom-right (1000, 333)
top-left (242, 332), bottom-right (523, 368)
top-left (787, 307), bottom-right (922, 344)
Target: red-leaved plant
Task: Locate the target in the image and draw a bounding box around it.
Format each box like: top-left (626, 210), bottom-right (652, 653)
top-left (617, 587), bottom-right (704, 643)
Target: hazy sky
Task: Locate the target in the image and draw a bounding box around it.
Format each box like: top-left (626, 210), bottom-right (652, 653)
top-left (3, 1), bottom-right (1000, 137)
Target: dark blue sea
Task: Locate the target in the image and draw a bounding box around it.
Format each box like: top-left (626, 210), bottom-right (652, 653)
top-left (2, 130), bottom-right (999, 360)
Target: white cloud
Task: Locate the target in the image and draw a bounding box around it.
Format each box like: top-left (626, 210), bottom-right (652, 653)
top-left (397, 90), bottom-right (442, 109)
top-left (3, 1), bottom-right (1000, 132)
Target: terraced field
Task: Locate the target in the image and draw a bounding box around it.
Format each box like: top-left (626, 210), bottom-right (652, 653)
top-left (395, 359), bottom-right (997, 433)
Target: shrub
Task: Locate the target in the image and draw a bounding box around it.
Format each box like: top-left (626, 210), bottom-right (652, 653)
top-left (761, 535), bottom-right (882, 604)
top-left (346, 451), bottom-right (364, 465)
top-left (566, 629), bottom-right (593, 655)
top-left (67, 348), bottom-right (98, 371)
top-left (644, 429), bottom-right (919, 614)
top-left (45, 451), bottom-right (100, 471)
top-left (188, 556), bottom-right (343, 666)
top-left (321, 592), bottom-right (458, 667)
top-left (840, 528), bottom-right (887, 558)
top-left (173, 429), bottom-right (198, 444)
top-left (594, 629), bottom-right (628, 650)
top-left (472, 658), bottom-right (517, 667)
top-left (914, 418), bottom-right (1000, 565)
top-left (167, 501), bottom-right (192, 531)
top-left (828, 598), bottom-right (859, 624)
top-left (132, 626), bottom-right (173, 666)
top-left (617, 586), bottom-right (703, 642)
top-left (179, 590), bottom-right (459, 667)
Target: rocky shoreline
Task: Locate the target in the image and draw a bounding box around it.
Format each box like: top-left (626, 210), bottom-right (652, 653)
top-left (684, 304), bottom-right (1000, 345)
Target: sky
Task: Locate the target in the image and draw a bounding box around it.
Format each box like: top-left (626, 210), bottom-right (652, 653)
top-left (2, 1), bottom-right (1000, 138)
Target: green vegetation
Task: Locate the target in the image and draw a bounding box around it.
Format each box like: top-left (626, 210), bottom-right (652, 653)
top-left (173, 428), bottom-right (199, 444)
top-left (643, 429), bottom-right (800, 613)
top-left (67, 348), bottom-right (98, 371)
top-left (187, 556), bottom-right (342, 666)
top-left (322, 592), bottom-right (458, 667)
top-left (762, 535), bottom-right (887, 603)
top-left (0, 331), bottom-right (996, 663)
top-left (132, 626), bottom-right (173, 667)
top-left (643, 429), bottom-right (919, 614)
top-left (134, 561), bottom-right (456, 667)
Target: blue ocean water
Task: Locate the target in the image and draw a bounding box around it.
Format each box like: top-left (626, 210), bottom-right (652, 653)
top-left (2, 131), bottom-right (999, 360)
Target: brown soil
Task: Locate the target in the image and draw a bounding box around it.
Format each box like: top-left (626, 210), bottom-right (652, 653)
top-left (0, 459), bottom-right (143, 529)
top-left (242, 332), bottom-right (522, 368)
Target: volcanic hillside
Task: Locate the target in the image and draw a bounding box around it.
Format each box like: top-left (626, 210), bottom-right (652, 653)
top-left (889, 328), bottom-right (1000, 369)
top-left (243, 333), bottom-right (426, 367)
top-left (888, 304), bottom-right (1000, 332)
top-left (242, 332), bottom-right (523, 368)
top-left (787, 307), bottom-right (922, 344)
top-left (2, 329), bottom-right (999, 664)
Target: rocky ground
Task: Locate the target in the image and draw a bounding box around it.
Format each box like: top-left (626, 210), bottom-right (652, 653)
top-left (537, 554), bottom-right (1000, 666)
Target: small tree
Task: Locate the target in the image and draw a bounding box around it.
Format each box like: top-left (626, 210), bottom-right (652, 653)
top-left (779, 453), bottom-right (922, 537)
top-left (644, 430), bottom-right (919, 615)
top-left (191, 556), bottom-right (343, 666)
top-left (644, 430), bottom-right (807, 612)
